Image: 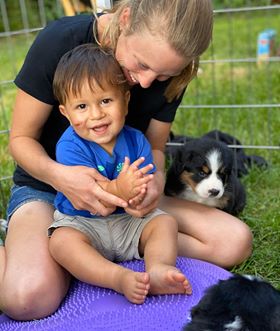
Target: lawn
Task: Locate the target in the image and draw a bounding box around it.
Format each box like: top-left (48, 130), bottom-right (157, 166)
top-left (0, 7), bottom-right (280, 290)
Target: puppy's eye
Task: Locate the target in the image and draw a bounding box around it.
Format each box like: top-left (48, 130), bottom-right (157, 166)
top-left (199, 171), bottom-right (207, 178)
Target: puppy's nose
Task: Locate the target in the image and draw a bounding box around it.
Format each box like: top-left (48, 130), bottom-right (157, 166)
top-left (209, 189), bottom-right (220, 197)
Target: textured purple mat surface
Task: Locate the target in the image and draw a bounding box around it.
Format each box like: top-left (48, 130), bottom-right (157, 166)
top-left (0, 257), bottom-right (231, 331)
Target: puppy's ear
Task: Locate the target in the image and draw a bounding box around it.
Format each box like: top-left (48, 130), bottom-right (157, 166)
top-left (176, 146), bottom-right (194, 169)
top-left (172, 147), bottom-right (186, 174)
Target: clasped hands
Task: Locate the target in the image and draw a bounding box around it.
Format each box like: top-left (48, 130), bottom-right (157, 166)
top-left (57, 157), bottom-right (161, 218)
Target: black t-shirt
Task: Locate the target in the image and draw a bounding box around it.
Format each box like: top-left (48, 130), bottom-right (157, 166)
top-left (13, 14), bottom-right (184, 193)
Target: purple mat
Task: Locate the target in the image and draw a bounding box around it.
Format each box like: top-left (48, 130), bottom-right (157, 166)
top-left (0, 257), bottom-right (231, 331)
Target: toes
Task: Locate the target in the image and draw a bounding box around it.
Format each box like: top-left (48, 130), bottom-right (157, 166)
top-left (130, 289), bottom-right (148, 304)
top-left (134, 288), bottom-right (148, 297)
top-left (183, 281), bottom-right (192, 295)
top-left (122, 272), bottom-right (150, 304)
top-left (131, 295), bottom-right (146, 304)
top-left (170, 270), bottom-right (186, 283)
top-left (136, 272), bottom-right (150, 284)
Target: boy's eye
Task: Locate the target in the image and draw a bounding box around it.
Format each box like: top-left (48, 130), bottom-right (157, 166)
top-left (77, 104), bottom-right (87, 110)
top-left (101, 98), bottom-right (112, 105)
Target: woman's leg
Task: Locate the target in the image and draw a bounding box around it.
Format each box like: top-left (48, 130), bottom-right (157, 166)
top-left (159, 196), bottom-right (253, 268)
top-left (0, 201), bottom-right (71, 320)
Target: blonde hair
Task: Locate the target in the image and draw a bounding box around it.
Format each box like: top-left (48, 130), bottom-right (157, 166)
top-left (100, 0), bottom-right (213, 102)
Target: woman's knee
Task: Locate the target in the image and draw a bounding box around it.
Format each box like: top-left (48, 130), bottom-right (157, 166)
top-left (232, 221), bottom-right (253, 263)
top-left (216, 221), bottom-right (253, 268)
top-left (1, 271), bottom-right (69, 320)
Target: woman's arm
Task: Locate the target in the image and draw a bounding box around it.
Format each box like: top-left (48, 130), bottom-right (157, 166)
top-left (9, 89), bottom-right (58, 183)
top-left (9, 89), bottom-right (127, 215)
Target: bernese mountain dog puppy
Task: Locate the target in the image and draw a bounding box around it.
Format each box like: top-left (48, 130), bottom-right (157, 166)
top-left (183, 274), bottom-right (280, 331)
top-left (164, 137), bottom-right (246, 215)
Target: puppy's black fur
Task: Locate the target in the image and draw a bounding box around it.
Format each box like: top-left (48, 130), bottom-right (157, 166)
top-left (203, 130), bottom-right (268, 177)
top-left (166, 130), bottom-right (268, 178)
top-left (183, 274), bottom-right (280, 331)
top-left (164, 137), bottom-right (246, 215)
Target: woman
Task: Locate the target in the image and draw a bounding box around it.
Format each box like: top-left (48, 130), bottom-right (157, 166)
top-left (0, 0), bottom-right (252, 320)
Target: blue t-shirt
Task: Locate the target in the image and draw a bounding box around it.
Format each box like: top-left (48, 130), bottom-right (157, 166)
top-left (55, 125), bottom-right (155, 217)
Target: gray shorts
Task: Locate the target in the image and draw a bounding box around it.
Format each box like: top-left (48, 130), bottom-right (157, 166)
top-left (49, 209), bottom-right (166, 262)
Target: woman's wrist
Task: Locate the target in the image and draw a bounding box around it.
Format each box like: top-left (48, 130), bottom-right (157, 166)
top-left (154, 170), bottom-right (165, 193)
top-left (46, 161), bottom-right (67, 192)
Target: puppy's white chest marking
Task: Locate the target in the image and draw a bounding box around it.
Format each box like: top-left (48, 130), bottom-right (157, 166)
top-left (224, 316), bottom-right (243, 330)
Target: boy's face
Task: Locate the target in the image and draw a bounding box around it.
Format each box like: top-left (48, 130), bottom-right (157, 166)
top-left (59, 80), bottom-right (130, 154)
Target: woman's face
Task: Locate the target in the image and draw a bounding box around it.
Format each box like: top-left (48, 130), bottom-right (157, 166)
top-left (115, 30), bottom-right (189, 88)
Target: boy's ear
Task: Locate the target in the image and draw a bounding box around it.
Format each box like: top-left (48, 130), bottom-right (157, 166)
top-left (125, 90), bottom-right (130, 104)
top-left (59, 105), bottom-right (70, 123)
top-left (119, 7), bottom-right (131, 30)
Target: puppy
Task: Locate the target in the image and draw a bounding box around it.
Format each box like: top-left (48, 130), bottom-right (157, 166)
top-left (184, 274), bottom-right (280, 331)
top-left (164, 137), bottom-right (246, 215)
top-left (166, 130), bottom-right (268, 178)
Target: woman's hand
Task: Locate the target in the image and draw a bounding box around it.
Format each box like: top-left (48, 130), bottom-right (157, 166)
top-left (54, 164), bottom-right (128, 216)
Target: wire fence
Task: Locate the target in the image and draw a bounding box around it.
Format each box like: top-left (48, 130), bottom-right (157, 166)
top-left (0, 1), bottom-right (280, 217)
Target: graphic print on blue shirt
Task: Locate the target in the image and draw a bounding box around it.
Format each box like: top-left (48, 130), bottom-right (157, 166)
top-left (55, 125), bottom-right (155, 217)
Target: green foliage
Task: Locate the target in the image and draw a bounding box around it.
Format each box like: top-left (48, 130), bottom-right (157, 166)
top-left (172, 9), bottom-right (280, 165)
top-left (213, 0), bottom-right (271, 9)
top-left (0, 0), bottom-right (63, 32)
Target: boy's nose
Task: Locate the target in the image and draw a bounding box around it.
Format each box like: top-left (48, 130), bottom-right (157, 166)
top-left (89, 107), bottom-right (104, 119)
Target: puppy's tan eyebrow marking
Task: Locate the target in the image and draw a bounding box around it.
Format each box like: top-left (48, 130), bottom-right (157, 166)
top-left (202, 165), bottom-right (210, 174)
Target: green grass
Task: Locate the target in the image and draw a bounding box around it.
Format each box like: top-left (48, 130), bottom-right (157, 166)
top-left (0, 8), bottom-right (280, 292)
top-left (232, 166), bottom-right (280, 289)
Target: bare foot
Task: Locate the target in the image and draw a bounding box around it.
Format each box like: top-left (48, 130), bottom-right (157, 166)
top-left (148, 264), bottom-right (192, 295)
top-left (114, 269), bottom-right (150, 304)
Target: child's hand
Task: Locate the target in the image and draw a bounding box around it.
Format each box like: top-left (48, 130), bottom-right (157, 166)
top-left (116, 157), bottom-right (154, 201)
top-left (125, 171), bottom-right (164, 217)
top-left (128, 189), bottom-right (147, 208)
